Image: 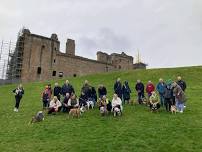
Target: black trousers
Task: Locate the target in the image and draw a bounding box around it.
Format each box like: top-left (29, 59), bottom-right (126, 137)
top-left (15, 96), bottom-right (22, 109)
top-left (165, 98), bottom-right (173, 111)
top-left (137, 92), bottom-right (144, 104)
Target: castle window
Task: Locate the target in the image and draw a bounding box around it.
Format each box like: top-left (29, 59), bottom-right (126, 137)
top-left (59, 72), bottom-right (63, 78)
top-left (37, 67), bottom-right (41, 74)
top-left (73, 74), bottom-right (77, 77)
top-left (52, 71), bottom-right (56, 76)
top-left (118, 65), bottom-right (121, 69)
top-left (53, 59), bottom-right (56, 63)
top-left (119, 59), bottom-right (122, 62)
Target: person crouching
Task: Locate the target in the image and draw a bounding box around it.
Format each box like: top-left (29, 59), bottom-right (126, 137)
top-left (48, 96), bottom-right (62, 114)
top-left (67, 94), bottom-right (79, 112)
top-left (149, 91), bottom-right (160, 112)
top-left (112, 94), bottom-right (123, 116)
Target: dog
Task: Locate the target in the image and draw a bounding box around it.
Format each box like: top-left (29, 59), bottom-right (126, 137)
top-left (151, 103), bottom-right (159, 113)
top-left (86, 100), bottom-right (94, 110)
top-left (100, 106), bottom-right (108, 116)
top-left (69, 108), bottom-right (81, 118)
top-left (30, 111), bottom-right (45, 124)
top-left (171, 105), bottom-right (177, 114)
top-left (80, 105), bottom-right (86, 114)
top-left (113, 107), bottom-right (122, 117)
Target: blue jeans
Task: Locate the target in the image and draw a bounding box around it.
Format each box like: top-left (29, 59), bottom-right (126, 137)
top-left (176, 100), bottom-right (184, 112)
top-left (159, 94), bottom-right (165, 107)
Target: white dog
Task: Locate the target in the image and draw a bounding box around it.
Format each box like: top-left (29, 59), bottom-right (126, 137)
top-left (113, 107), bottom-right (121, 117)
top-left (86, 100), bottom-right (94, 110)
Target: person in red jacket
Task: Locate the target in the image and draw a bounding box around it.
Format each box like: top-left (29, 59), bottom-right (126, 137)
top-left (146, 81), bottom-right (155, 98)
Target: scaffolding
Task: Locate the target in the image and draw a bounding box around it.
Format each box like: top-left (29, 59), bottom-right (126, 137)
top-left (0, 29), bottom-right (25, 85)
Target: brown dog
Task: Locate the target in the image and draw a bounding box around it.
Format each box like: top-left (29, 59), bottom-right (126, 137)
top-left (69, 108), bottom-right (81, 118)
top-left (171, 105), bottom-right (177, 114)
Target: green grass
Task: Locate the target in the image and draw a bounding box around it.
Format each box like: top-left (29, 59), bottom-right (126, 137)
top-left (0, 66), bottom-right (202, 152)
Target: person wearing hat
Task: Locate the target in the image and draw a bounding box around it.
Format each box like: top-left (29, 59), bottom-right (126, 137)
top-left (149, 91), bottom-right (160, 111)
top-left (156, 78), bottom-right (166, 107)
top-left (41, 86), bottom-right (50, 109)
top-left (164, 79), bottom-right (174, 111)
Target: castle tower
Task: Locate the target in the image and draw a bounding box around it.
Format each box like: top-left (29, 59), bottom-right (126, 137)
top-left (66, 39), bottom-right (75, 56)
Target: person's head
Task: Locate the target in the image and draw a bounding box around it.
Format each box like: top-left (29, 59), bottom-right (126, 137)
top-left (18, 84), bottom-right (23, 89)
top-left (65, 80), bottom-right (69, 84)
top-left (177, 76), bottom-right (182, 81)
top-left (159, 78), bottom-right (163, 83)
top-left (102, 95), bottom-right (106, 100)
top-left (48, 84), bottom-right (51, 88)
top-left (148, 81), bottom-right (152, 84)
top-left (71, 94), bottom-right (76, 99)
top-left (117, 78), bottom-right (121, 82)
top-left (137, 80), bottom-right (141, 83)
top-left (99, 84), bottom-right (104, 88)
top-left (113, 94), bottom-right (118, 99)
top-left (151, 91), bottom-right (156, 96)
top-left (55, 82), bottom-right (59, 87)
top-left (45, 85), bottom-right (49, 89)
top-left (124, 81), bottom-right (128, 85)
top-left (84, 80), bottom-right (89, 85)
top-left (66, 93), bottom-right (70, 97)
top-left (53, 96), bottom-right (58, 102)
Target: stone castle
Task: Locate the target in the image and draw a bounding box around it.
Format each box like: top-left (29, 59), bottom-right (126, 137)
top-left (7, 29), bottom-right (147, 82)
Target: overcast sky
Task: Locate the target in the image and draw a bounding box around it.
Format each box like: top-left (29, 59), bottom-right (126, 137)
top-left (0, 0), bottom-right (202, 68)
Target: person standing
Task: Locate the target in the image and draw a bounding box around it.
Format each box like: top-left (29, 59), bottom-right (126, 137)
top-left (122, 81), bottom-right (131, 104)
top-left (164, 80), bottom-right (174, 112)
top-left (172, 82), bottom-right (186, 113)
top-left (98, 84), bottom-right (107, 98)
top-left (13, 84), bottom-right (24, 112)
top-left (53, 82), bottom-right (61, 101)
top-left (114, 78), bottom-right (123, 99)
top-left (81, 80), bottom-right (92, 99)
top-left (61, 80), bottom-right (75, 96)
top-left (177, 76), bottom-right (187, 92)
top-left (146, 81), bottom-right (155, 98)
top-left (135, 80), bottom-right (145, 104)
top-left (41, 86), bottom-right (50, 109)
top-left (156, 78), bottom-right (166, 107)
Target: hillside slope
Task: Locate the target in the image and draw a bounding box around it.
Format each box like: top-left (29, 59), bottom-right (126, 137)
top-left (0, 66), bottom-right (202, 152)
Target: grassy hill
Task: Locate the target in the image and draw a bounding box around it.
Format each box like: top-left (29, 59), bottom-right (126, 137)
top-left (0, 66), bottom-right (202, 152)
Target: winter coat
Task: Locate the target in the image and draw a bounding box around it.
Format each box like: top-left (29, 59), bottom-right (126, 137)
top-left (81, 84), bottom-right (92, 99)
top-left (61, 84), bottom-right (74, 96)
top-left (114, 81), bottom-right (122, 98)
top-left (98, 87), bottom-right (107, 97)
top-left (146, 84), bottom-right (155, 94)
top-left (135, 82), bottom-right (144, 93)
top-left (112, 97), bottom-right (123, 111)
top-left (49, 99), bottom-right (61, 109)
top-left (13, 88), bottom-right (24, 98)
top-left (156, 82), bottom-right (166, 95)
top-left (122, 84), bottom-right (131, 100)
top-left (42, 89), bottom-right (50, 102)
top-left (173, 85), bottom-right (186, 102)
top-left (177, 80), bottom-right (187, 91)
top-left (54, 86), bottom-right (61, 96)
top-left (164, 84), bottom-right (173, 99)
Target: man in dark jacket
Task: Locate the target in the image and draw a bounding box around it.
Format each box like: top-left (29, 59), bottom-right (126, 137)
top-left (13, 84), bottom-right (24, 112)
top-left (98, 84), bottom-right (107, 98)
top-left (135, 80), bottom-right (145, 104)
top-left (114, 78), bottom-right (122, 99)
top-left (61, 80), bottom-right (75, 96)
top-left (81, 80), bottom-right (92, 99)
top-left (53, 82), bottom-right (61, 101)
top-left (164, 80), bottom-right (174, 111)
top-left (177, 76), bottom-right (187, 92)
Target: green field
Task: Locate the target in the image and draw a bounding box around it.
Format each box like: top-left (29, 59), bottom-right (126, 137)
top-left (0, 66), bottom-right (202, 152)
